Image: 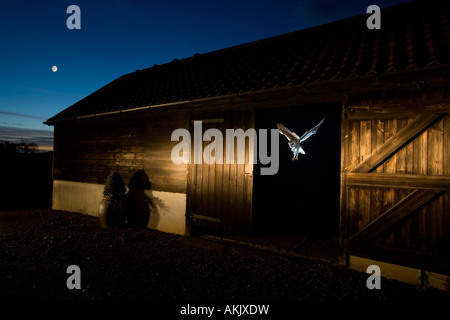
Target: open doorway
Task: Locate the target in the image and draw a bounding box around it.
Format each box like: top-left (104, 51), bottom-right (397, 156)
top-left (252, 102), bottom-right (341, 238)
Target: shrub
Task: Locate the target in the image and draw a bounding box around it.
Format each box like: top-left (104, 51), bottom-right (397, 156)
top-left (103, 171), bottom-right (126, 198)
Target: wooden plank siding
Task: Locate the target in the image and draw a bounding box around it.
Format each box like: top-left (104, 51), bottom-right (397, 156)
top-left (342, 87), bottom-right (450, 273)
top-left (349, 189), bottom-right (443, 243)
top-left (187, 107), bottom-right (255, 234)
top-left (53, 108), bottom-right (190, 194)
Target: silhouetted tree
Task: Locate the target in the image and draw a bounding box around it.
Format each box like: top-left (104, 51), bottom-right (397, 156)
top-left (18, 139), bottom-right (38, 154)
top-left (0, 140), bottom-right (39, 154)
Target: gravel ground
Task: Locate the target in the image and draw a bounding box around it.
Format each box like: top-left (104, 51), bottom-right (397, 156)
top-left (1, 209), bottom-right (449, 313)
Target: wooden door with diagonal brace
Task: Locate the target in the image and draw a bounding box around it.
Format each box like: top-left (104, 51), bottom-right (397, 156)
top-left (340, 106), bottom-right (450, 272)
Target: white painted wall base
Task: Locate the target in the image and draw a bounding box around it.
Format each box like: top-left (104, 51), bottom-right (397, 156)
top-left (52, 180), bottom-right (103, 217)
top-left (52, 180), bottom-right (187, 235)
top-left (349, 255), bottom-right (450, 292)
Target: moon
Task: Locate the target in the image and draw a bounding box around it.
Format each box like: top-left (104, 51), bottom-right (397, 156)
top-left (52, 66), bottom-right (58, 72)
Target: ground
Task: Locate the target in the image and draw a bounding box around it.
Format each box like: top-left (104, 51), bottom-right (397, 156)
top-left (1, 209), bottom-right (449, 314)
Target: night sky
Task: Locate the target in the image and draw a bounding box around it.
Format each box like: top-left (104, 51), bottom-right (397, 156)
top-left (0, 0), bottom-right (410, 150)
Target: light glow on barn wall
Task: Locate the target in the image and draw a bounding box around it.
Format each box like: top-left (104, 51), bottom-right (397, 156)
top-left (170, 121), bottom-right (279, 175)
top-left (108, 142), bottom-right (185, 191)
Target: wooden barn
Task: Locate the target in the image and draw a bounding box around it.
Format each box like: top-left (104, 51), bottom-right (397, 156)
top-left (46, 1), bottom-right (450, 288)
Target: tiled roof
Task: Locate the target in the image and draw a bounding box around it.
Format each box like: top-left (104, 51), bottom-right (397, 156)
top-left (46, 0), bottom-right (450, 123)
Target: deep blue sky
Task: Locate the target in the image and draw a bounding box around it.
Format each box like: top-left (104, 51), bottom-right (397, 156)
top-left (0, 0), bottom-right (410, 150)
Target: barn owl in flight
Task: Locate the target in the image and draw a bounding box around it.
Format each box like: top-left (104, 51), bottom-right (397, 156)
top-left (277, 117), bottom-right (325, 161)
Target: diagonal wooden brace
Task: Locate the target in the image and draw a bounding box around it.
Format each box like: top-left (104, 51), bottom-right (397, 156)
top-left (348, 189), bottom-right (442, 243)
top-left (351, 113), bottom-right (445, 173)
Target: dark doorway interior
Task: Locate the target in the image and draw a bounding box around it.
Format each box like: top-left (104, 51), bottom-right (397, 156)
top-left (252, 103), bottom-right (341, 238)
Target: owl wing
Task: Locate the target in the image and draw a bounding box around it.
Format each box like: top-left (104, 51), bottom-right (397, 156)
top-left (299, 117), bottom-right (325, 142)
top-left (277, 122), bottom-right (300, 141)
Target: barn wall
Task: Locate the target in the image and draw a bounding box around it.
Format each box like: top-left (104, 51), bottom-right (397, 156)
top-left (51, 97), bottom-right (261, 235)
top-left (51, 102), bottom-right (258, 235)
top-left (52, 107), bottom-right (190, 235)
top-left (52, 180), bottom-right (187, 235)
top-left (53, 107), bottom-right (190, 193)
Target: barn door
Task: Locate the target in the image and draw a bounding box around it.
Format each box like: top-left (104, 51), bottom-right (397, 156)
top-left (341, 107), bottom-right (450, 271)
top-left (187, 108), bottom-right (254, 234)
